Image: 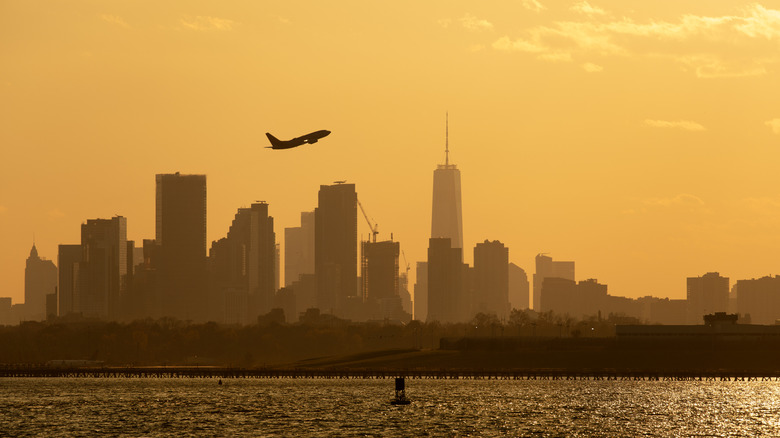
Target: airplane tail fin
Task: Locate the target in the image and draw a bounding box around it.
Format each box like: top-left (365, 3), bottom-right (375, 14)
top-left (266, 133), bottom-right (282, 148)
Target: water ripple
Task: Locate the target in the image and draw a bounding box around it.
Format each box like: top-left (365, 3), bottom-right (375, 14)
top-left (1, 378), bottom-right (780, 436)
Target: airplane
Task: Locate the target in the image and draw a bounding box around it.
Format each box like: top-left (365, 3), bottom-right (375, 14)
top-left (265, 130), bottom-right (331, 149)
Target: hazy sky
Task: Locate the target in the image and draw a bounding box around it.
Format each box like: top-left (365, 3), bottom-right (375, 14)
top-left (3, 1), bottom-right (780, 306)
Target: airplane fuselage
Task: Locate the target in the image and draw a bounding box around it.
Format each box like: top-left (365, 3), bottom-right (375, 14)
top-left (266, 130), bottom-right (331, 149)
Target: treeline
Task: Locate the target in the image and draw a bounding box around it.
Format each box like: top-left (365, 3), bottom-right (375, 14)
top-left (0, 309), bottom-right (640, 366)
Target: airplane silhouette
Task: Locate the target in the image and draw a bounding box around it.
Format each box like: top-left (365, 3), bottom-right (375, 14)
top-left (265, 130), bottom-right (331, 149)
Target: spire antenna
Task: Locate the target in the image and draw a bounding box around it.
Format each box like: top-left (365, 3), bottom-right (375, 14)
top-left (445, 112), bottom-right (449, 166)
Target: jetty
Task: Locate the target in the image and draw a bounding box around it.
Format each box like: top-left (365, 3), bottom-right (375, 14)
top-left (2, 365), bottom-right (780, 381)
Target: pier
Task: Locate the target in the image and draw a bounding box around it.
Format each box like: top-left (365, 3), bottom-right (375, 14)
top-left (2, 365), bottom-right (780, 381)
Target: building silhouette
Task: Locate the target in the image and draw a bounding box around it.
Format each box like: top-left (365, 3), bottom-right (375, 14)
top-left (576, 278), bottom-right (609, 317)
top-left (315, 182), bottom-right (357, 316)
top-left (508, 263), bottom-right (529, 310)
top-left (0, 297), bottom-right (12, 325)
top-left (362, 240), bottom-right (399, 301)
top-left (427, 237), bottom-right (467, 323)
top-left (473, 240), bottom-right (510, 320)
top-left (541, 277), bottom-right (642, 319)
top-left (533, 254), bottom-right (575, 311)
top-left (687, 272), bottom-right (729, 324)
top-left (57, 244), bottom-right (82, 317)
top-left (274, 243), bottom-right (280, 293)
top-left (24, 243), bottom-right (57, 321)
top-left (290, 273), bottom-right (316, 319)
top-left (156, 173), bottom-right (207, 322)
top-left (736, 276), bottom-right (780, 325)
top-left (431, 114), bottom-right (463, 253)
top-left (285, 211), bottom-right (315, 287)
top-left (209, 202), bottom-right (276, 324)
top-left (274, 287), bottom-right (297, 323)
top-left (637, 296), bottom-right (687, 325)
top-left (540, 277), bottom-right (577, 315)
top-left (123, 239), bottom-right (160, 321)
top-left (78, 216), bottom-right (127, 320)
top-left (362, 239), bottom-right (405, 321)
top-left (414, 261), bottom-right (428, 321)
top-left (399, 270), bottom-right (413, 318)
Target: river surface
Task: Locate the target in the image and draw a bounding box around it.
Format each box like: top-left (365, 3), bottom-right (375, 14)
top-left (2, 378), bottom-right (780, 436)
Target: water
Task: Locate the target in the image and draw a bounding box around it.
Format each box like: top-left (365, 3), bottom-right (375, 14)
top-left (2, 378), bottom-right (780, 436)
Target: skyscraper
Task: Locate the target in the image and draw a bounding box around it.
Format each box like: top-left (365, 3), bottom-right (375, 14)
top-left (431, 114), bottom-right (463, 252)
top-left (209, 202), bottom-right (276, 323)
top-left (285, 211), bottom-right (315, 287)
top-left (315, 182), bottom-right (357, 315)
top-left (362, 240), bottom-right (400, 302)
top-left (533, 254), bottom-right (575, 311)
top-left (414, 261), bottom-right (428, 321)
top-left (736, 276), bottom-right (780, 325)
top-left (57, 244), bottom-right (82, 317)
top-left (362, 239), bottom-right (403, 321)
top-left (427, 237), bottom-right (466, 323)
top-left (687, 272), bottom-right (729, 324)
top-left (79, 216), bottom-right (127, 320)
top-left (24, 243), bottom-right (57, 321)
top-left (473, 240), bottom-right (510, 320)
top-left (508, 263), bottom-right (530, 310)
top-left (156, 172), bottom-right (207, 321)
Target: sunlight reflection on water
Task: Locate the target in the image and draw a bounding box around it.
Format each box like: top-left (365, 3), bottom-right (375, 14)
top-left (1, 378), bottom-right (780, 436)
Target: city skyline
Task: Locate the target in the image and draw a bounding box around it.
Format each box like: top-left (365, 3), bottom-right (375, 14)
top-left (4, 1), bottom-right (780, 305)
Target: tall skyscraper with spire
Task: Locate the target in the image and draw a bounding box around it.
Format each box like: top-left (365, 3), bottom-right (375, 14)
top-left (431, 113), bottom-right (463, 252)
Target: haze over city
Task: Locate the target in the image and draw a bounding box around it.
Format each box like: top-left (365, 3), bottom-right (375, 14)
top-left (4, 0), bottom-right (780, 306)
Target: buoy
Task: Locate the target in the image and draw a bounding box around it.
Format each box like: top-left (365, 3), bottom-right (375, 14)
top-left (391, 377), bottom-right (410, 405)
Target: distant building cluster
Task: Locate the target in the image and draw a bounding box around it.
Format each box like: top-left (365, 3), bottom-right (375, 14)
top-left (4, 121), bottom-right (780, 328)
top-left (1, 173), bottom-right (413, 325)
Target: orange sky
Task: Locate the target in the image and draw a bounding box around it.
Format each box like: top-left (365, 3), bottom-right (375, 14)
top-left (2, 1), bottom-right (780, 306)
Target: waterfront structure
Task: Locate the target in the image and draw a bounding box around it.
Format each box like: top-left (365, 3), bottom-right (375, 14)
top-left (57, 244), bottom-right (82, 316)
top-left (427, 237), bottom-right (466, 323)
top-left (473, 240), bottom-right (510, 320)
top-left (508, 263), bottom-right (529, 310)
top-left (533, 254), bottom-right (575, 311)
top-left (79, 216), bottom-right (127, 320)
top-left (616, 312), bottom-right (780, 340)
top-left (284, 211), bottom-right (315, 286)
top-left (687, 272), bottom-right (729, 324)
top-left (209, 202), bottom-right (276, 323)
top-left (431, 114), bottom-right (463, 253)
top-left (24, 243), bottom-right (57, 321)
top-left (315, 182), bottom-right (357, 315)
top-left (156, 172), bottom-right (207, 321)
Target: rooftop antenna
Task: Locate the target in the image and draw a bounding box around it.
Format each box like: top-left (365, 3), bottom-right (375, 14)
top-left (445, 112), bottom-right (449, 166)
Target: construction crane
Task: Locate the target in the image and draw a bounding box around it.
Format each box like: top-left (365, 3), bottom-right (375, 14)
top-left (401, 250), bottom-right (411, 281)
top-left (357, 198), bottom-right (378, 243)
